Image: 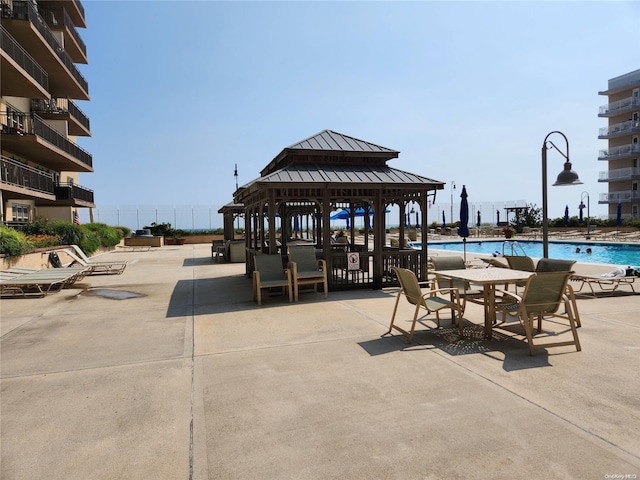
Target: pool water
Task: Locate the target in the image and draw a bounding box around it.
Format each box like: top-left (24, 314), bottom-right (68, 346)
top-left (409, 240), bottom-right (640, 268)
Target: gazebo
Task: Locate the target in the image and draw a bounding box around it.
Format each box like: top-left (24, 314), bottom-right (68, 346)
top-left (232, 130), bottom-right (445, 289)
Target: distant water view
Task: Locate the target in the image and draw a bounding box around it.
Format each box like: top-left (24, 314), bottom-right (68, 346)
top-left (416, 240), bottom-right (640, 268)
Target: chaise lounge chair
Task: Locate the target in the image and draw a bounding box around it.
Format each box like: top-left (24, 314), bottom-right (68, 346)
top-left (50, 249), bottom-right (127, 275)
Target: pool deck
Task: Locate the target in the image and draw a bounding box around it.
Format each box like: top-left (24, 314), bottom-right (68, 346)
top-left (1, 243), bottom-right (639, 479)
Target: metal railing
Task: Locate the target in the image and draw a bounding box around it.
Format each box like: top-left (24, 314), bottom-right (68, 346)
top-left (599, 119), bottom-right (640, 138)
top-left (54, 181), bottom-right (94, 203)
top-left (1, 112), bottom-right (93, 168)
top-left (38, 6), bottom-right (86, 58)
top-left (0, 26), bottom-right (49, 91)
top-left (599, 96), bottom-right (640, 115)
top-left (598, 167), bottom-right (640, 182)
top-left (598, 143), bottom-right (640, 160)
top-left (8, 1), bottom-right (88, 95)
top-left (31, 97), bottom-right (90, 132)
top-left (1, 155), bottom-right (55, 195)
top-left (599, 190), bottom-right (640, 203)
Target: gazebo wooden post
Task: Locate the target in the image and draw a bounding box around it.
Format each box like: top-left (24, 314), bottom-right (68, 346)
top-left (268, 190), bottom-right (277, 255)
top-left (419, 190), bottom-right (429, 282)
top-left (398, 201), bottom-right (406, 248)
top-left (322, 188), bottom-right (332, 266)
top-left (373, 190), bottom-right (384, 289)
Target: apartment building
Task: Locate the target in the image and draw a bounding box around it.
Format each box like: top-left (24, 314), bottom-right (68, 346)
top-left (598, 69), bottom-right (640, 220)
top-left (0, 0), bottom-right (92, 226)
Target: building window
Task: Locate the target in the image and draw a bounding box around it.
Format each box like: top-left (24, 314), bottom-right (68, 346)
top-left (11, 204), bottom-right (30, 222)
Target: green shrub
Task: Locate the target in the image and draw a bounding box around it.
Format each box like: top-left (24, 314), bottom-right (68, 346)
top-left (83, 222), bottom-right (122, 248)
top-left (0, 226), bottom-right (29, 257)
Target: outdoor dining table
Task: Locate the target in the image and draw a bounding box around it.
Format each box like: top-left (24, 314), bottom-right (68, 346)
top-left (433, 268), bottom-right (535, 339)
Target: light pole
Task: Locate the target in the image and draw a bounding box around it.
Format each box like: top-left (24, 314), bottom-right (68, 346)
top-left (450, 181), bottom-right (456, 227)
top-left (579, 191), bottom-right (590, 237)
top-left (542, 131), bottom-right (582, 258)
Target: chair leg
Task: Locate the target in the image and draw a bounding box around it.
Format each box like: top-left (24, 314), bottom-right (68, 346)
top-left (519, 313), bottom-right (537, 356)
top-left (387, 291), bottom-right (403, 334)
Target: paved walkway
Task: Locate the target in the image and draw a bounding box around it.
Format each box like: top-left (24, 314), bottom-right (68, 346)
top-left (1, 244), bottom-right (639, 479)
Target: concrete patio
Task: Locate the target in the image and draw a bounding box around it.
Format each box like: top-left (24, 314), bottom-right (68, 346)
top-left (1, 244), bottom-right (639, 479)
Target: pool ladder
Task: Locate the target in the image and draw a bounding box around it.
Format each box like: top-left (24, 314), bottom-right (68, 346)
top-left (502, 241), bottom-right (527, 256)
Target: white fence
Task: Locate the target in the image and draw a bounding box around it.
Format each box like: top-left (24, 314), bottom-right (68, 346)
top-left (82, 200), bottom-right (530, 231)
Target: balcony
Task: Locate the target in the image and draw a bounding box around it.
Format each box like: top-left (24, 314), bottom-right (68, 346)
top-left (598, 119), bottom-right (640, 139)
top-left (598, 167), bottom-right (640, 182)
top-left (598, 96), bottom-right (640, 117)
top-left (1, 112), bottom-right (93, 172)
top-left (2, 1), bottom-right (89, 100)
top-left (598, 143), bottom-right (640, 161)
top-left (1, 155), bottom-right (55, 199)
top-left (40, 0), bottom-right (86, 29)
top-left (599, 190), bottom-right (640, 204)
top-left (0, 26), bottom-right (49, 98)
top-left (31, 97), bottom-right (91, 137)
top-left (54, 181), bottom-right (94, 206)
top-left (39, 6), bottom-right (87, 64)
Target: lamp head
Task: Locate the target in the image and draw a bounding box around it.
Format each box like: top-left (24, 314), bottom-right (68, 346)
top-left (553, 160), bottom-right (582, 186)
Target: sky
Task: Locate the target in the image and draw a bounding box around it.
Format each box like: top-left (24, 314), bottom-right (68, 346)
top-left (74, 0), bottom-right (640, 229)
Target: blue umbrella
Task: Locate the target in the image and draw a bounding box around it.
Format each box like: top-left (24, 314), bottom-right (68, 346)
top-left (442, 211), bottom-right (446, 229)
top-left (458, 185), bottom-right (470, 261)
top-left (578, 206), bottom-right (584, 224)
top-left (564, 205), bottom-right (569, 227)
top-left (616, 203), bottom-right (622, 234)
top-left (293, 215), bottom-right (300, 233)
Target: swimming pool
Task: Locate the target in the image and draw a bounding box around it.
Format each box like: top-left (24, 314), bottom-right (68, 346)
top-left (408, 240), bottom-right (640, 268)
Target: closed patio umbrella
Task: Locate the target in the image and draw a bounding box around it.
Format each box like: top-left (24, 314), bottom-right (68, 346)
top-left (616, 202), bottom-right (622, 234)
top-left (442, 211), bottom-right (446, 229)
top-left (564, 205), bottom-right (569, 227)
top-left (458, 185), bottom-right (470, 261)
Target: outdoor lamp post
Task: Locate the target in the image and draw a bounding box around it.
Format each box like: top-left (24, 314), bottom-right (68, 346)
top-left (450, 181), bottom-right (456, 227)
top-left (579, 191), bottom-right (590, 237)
top-left (542, 131), bottom-right (582, 258)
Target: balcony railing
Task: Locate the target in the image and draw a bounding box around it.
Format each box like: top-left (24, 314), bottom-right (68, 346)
top-left (54, 181), bottom-right (94, 203)
top-left (599, 190), bottom-right (640, 203)
top-left (599, 96), bottom-right (640, 116)
top-left (38, 6), bottom-right (86, 59)
top-left (1, 112), bottom-right (93, 168)
top-left (31, 97), bottom-right (90, 132)
top-left (598, 143), bottom-right (640, 161)
top-left (598, 119), bottom-right (640, 138)
top-left (8, 1), bottom-right (88, 95)
top-left (0, 25), bottom-right (49, 91)
top-left (598, 167), bottom-right (640, 182)
top-left (1, 155), bottom-right (55, 195)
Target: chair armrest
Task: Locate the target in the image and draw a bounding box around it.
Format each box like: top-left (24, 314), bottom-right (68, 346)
top-left (316, 259), bottom-right (327, 270)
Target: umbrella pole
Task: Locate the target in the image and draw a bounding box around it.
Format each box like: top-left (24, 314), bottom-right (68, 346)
top-left (463, 237), bottom-right (467, 262)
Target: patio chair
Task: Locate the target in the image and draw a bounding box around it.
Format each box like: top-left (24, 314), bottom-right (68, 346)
top-left (495, 271), bottom-right (581, 356)
top-left (387, 267), bottom-right (464, 342)
top-left (503, 255), bottom-right (535, 293)
top-left (287, 245), bottom-right (328, 302)
top-left (431, 256), bottom-right (484, 315)
top-left (252, 254), bottom-right (293, 305)
top-left (535, 258), bottom-right (576, 273)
